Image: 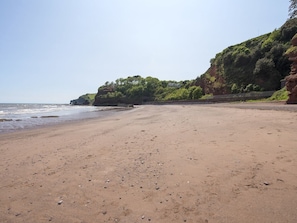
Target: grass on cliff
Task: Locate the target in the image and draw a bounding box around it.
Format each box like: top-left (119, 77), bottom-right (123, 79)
top-left (267, 87), bottom-right (288, 101)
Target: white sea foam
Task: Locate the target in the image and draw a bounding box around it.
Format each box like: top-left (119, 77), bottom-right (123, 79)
top-left (0, 103), bottom-right (113, 133)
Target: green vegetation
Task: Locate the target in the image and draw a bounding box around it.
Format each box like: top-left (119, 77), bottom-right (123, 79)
top-left (80, 94), bottom-right (96, 103)
top-left (285, 45), bottom-right (297, 55)
top-left (93, 76), bottom-right (203, 105)
top-left (267, 87), bottom-right (289, 101)
top-left (197, 18), bottom-right (297, 95)
top-left (246, 87), bottom-right (289, 102)
top-left (200, 94), bottom-right (213, 100)
top-left (70, 93), bottom-right (96, 105)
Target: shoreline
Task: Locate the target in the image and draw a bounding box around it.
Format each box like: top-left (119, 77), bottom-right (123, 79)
top-left (0, 106), bottom-right (135, 135)
top-left (1, 104), bottom-right (297, 222)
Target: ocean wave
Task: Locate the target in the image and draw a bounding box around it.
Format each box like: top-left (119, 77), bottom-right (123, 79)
top-left (0, 103), bottom-right (114, 133)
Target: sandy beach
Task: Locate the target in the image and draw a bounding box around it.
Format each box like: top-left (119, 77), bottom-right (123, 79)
top-left (0, 103), bottom-right (297, 223)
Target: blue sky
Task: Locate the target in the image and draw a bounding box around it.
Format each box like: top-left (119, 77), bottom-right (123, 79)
top-left (0, 0), bottom-right (290, 103)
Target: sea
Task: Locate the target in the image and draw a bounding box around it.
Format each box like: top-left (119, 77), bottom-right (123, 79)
top-left (0, 103), bottom-right (117, 133)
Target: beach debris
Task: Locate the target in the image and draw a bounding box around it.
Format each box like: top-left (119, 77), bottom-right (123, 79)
top-left (57, 200), bottom-right (63, 205)
top-left (141, 215), bottom-right (145, 219)
top-left (263, 181), bottom-right (270, 186)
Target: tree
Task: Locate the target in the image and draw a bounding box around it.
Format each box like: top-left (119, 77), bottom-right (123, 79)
top-left (143, 76), bottom-right (160, 99)
top-left (289, 0), bottom-right (297, 19)
top-left (253, 58), bottom-right (275, 79)
top-left (165, 88), bottom-right (189, 100)
top-left (126, 85), bottom-right (144, 98)
top-left (253, 58), bottom-right (281, 90)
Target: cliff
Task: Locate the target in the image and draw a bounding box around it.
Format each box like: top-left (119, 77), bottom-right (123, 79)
top-left (196, 18), bottom-right (297, 95)
top-left (70, 93), bottom-right (96, 105)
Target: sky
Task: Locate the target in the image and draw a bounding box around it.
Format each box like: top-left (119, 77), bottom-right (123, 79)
top-left (0, 0), bottom-right (290, 103)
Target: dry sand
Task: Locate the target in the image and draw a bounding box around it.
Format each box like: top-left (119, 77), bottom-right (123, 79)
top-left (0, 103), bottom-right (297, 223)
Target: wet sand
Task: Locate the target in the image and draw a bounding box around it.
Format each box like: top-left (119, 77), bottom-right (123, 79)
top-left (0, 103), bottom-right (297, 223)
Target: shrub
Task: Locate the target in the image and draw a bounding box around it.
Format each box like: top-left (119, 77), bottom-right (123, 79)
top-left (268, 87), bottom-right (288, 101)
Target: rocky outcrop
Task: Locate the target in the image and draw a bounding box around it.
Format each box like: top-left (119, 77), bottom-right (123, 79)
top-left (197, 19), bottom-right (297, 95)
top-left (285, 33), bottom-right (297, 104)
top-left (70, 97), bottom-right (90, 105)
top-left (197, 64), bottom-right (228, 95)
